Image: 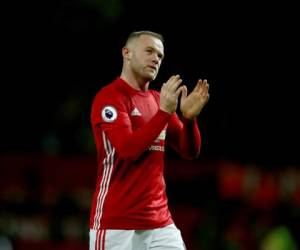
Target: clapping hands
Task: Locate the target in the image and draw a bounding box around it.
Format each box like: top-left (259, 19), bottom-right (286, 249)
top-left (160, 75), bottom-right (209, 119)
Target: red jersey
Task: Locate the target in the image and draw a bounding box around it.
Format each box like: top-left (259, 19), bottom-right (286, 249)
top-left (90, 77), bottom-right (201, 230)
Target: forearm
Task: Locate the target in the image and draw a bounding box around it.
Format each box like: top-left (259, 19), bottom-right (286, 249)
top-left (179, 117), bottom-right (201, 159)
top-left (167, 115), bottom-right (201, 160)
top-left (103, 110), bottom-right (171, 161)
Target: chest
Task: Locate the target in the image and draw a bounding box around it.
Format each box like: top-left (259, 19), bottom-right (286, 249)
top-left (128, 94), bottom-right (159, 130)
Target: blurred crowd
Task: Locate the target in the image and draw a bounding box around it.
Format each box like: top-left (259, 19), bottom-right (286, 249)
top-left (1, 154), bottom-right (299, 250)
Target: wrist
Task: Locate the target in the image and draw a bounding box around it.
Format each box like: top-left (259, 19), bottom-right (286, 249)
top-left (182, 112), bottom-right (194, 120)
top-left (160, 107), bottom-right (174, 114)
top-left (159, 108), bottom-right (173, 116)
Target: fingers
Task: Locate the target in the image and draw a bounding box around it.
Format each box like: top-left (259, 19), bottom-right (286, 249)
top-left (202, 79), bottom-right (209, 92)
top-left (180, 85), bottom-right (187, 104)
top-left (202, 80), bottom-right (210, 104)
top-left (174, 87), bottom-right (182, 97)
top-left (160, 75), bottom-right (183, 114)
top-left (163, 75), bottom-right (209, 99)
top-left (164, 75), bottom-right (182, 92)
top-left (194, 79), bottom-right (209, 94)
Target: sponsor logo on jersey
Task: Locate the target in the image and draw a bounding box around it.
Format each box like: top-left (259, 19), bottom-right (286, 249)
top-left (148, 145), bottom-right (165, 152)
top-left (157, 130), bottom-right (166, 140)
top-left (151, 129), bottom-right (166, 150)
top-left (101, 106), bottom-right (117, 122)
top-left (131, 107), bottom-right (142, 116)
top-left (154, 130), bottom-right (166, 143)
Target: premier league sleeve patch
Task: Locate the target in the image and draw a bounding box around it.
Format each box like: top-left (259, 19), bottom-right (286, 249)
top-left (101, 105), bottom-right (118, 122)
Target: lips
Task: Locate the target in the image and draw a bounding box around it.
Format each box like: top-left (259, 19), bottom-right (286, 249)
top-left (148, 65), bottom-right (157, 71)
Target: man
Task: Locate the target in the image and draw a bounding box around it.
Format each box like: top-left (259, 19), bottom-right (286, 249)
top-left (89, 30), bottom-right (209, 250)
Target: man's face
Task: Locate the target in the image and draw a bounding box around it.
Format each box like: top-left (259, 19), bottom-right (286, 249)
top-left (129, 35), bottom-right (164, 82)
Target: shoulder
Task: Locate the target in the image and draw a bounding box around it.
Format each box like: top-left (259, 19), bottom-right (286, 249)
top-left (94, 80), bottom-right (119, 98)
top-left (91, 79), bottom-right (130, 114)
top-left (149, 89), bottom-right (160, 104)
top-left (149, 89), bottom-right (160, 99)
top-left (91, 79), bottom-right (130, 123)
top-left (93, 79), bottom-right (127, 103)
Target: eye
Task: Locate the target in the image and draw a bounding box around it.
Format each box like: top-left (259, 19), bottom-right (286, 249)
top-left (146, 48), bottom-right (153, 53)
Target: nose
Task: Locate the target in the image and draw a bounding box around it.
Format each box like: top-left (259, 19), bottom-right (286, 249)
top-left (152, 54), bottom-right (160, 64)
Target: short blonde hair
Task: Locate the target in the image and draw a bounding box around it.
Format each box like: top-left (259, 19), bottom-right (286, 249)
top-left (125, 30), bottom-right (164, 46)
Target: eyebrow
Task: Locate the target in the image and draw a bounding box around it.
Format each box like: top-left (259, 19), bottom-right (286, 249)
top-left (145, 46), bottom-right (164, 59)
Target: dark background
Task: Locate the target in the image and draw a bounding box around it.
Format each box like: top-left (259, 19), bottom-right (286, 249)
top-left (1, 1), bottom-right (299, 249)
top-left (2, 0), bottom-right (299, 167)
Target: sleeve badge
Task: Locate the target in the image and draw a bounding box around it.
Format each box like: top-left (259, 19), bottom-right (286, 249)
top-left (101, 105), bottom-right (118, 122)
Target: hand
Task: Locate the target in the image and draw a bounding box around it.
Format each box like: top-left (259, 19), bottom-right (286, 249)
top-left (160, 75), bottom-right (183, 113)
top-left (180, 79), bottom-right (210, 119)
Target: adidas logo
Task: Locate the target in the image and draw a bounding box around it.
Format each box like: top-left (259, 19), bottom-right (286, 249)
top-left (131, 107), bottom-right (142, 116)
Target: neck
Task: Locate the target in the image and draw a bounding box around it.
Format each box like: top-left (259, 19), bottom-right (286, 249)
top-left (120, 70), bottom-right (149, 91)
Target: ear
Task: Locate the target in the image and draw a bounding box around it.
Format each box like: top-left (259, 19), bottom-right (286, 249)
top-left (122, 47), bottom-right (131, 60)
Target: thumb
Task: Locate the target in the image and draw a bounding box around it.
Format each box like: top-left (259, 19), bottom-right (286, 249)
top-left (180, 85), bottom-right (187, 103)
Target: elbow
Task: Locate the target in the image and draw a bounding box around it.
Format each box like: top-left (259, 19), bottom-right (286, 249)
top-left (179, 135), bottom-right (201, 160)
top-left (117, 147), bottom-right (140, 162)
top-left (113, 140), bottom-right (146, 162)
top-left (181, 147), bottom-right (201, 160)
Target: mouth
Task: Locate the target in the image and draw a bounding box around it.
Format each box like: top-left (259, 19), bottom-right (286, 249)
top-left (148, 66), bottom-right (157, 71)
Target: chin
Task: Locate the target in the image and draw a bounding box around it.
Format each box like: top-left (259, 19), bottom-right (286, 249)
top-left (146, 73), bottom-right (157, 81)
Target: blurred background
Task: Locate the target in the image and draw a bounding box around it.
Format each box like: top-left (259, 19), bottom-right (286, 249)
top-left (1, 0), bottom-right (299, 249)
